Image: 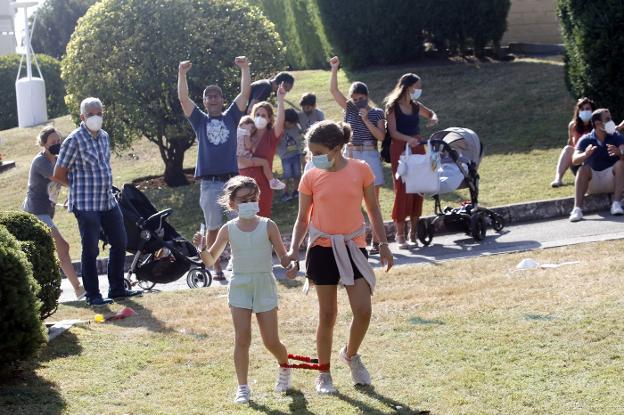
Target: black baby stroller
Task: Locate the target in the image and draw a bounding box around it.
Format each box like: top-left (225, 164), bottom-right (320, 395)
top-left (416, 127), bottom-right (505, 245)
top-left (113, 184), bottom-right (211, 290)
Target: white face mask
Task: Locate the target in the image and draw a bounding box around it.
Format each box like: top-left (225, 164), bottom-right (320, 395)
top-left (254, 116), bottom-right (268, 129)
top-left (604, 120), bottom-right (617, 135)
top-left (410, 89), bottom-right (422, 100)
top-left (238, 202), bottom-right (259, 219)
top-left (85, 115), bottom-right (103, 132)
top-left (237, 127), bottom-right (250, 138)
top-left (579, 110), bottom-right (592, 123)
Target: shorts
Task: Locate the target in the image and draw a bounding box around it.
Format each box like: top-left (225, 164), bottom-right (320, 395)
top-left (199, 179), bottom-right (228, 231)
top-left (587, 166), bottom-right (615, 194)
top-left (281, 154), bottom-right (302, 179)
top-left (306, 245), bottom-right (367, 285)
top-left (228, 273), bottom-right (278, 313)
top-left (352, 149), bottom-right (385, 186)
top-left (36, 214), bottom-right (56, 229)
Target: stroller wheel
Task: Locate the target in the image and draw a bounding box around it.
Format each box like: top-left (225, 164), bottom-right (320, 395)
top-left (417, 219), bottom-right (434, 246)
top-left (491, 213), bottom-right (505, 232)
top-left (470, 213), bottom-right (487, 241)
top-left (138, 279), bottom-right (156, 291)
top-left (187, 267), bottom-right (211, 288)
top-left (124, 278), bottom-right (133, 291)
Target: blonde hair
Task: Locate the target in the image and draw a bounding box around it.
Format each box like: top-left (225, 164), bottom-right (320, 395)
top-left (218, 176), bottom-right (260, 211)
top-left (238, 115), bottom-right (257, 134)
top-left (250, 101), bottom-right (275, 129)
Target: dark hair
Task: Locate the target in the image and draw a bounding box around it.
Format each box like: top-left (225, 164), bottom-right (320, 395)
top-left (300, 92), bottom-right (317, 107)
top-left (37, 126), bottom-right (58, 146)
top-left (348, 81), bottom-right (369, 97)
top-left (306, 120), bottom-right (351, 149)
top-left (572, 97), bottom-right (595, 134)
top-left (284, 108), bottom-right (299, 124)
top-left (384, 73), bottom-right (421, 114)
top-left (273, 72), bottom-right (294, 86)
top-left (591, 108), bottom-right (609, 128)
top-left (218, 176), bottom-right (260, 211)
top-left (203, 85), bottom-right (223, 99)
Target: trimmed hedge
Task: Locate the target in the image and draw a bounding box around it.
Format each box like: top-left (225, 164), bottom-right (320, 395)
top-left (557, 0), bottom-right (624, 121)
top-left (247, 0), bottom-right (331, 69)
top-left (315, 0), bottom-right (510, 69)
top-left (0, 211), bottom-right (62, 319)
top-left (0, 225), bottom-right (47, 377)
top-left (0, 54), bottom-right (67, 130)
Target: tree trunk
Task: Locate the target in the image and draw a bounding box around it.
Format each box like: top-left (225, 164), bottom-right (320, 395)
top-left (162, 138), bottom-right (189, 187)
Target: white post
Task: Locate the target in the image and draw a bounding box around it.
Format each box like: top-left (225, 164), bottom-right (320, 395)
top-left (21, 0), bottom-right (31, 79)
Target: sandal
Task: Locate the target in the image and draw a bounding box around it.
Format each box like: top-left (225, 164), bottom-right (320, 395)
top-left (396, 237), bottom-right (410, 250)
top-left (368, 242), bottom-right (380, 255)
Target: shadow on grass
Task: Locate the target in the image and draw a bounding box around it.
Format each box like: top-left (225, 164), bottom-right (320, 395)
top-left (249, 389), bottom-right (314, 415)
top-left (0, 370), bottom-right (66, 415)
top-left (337, 385), bottom-right (431, 415)
top-left (40, 330), bottom-right (83, 363)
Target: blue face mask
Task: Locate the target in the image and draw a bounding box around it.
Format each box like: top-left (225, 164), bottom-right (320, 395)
top-left (312, 154), bottom-right (333, 170)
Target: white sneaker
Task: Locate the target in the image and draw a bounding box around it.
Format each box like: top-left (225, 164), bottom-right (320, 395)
top-left (339, 346), bottom-right (371, 385)
top-left (550, 179), bottom-right (563, 188)
top-left (315, 372), bottom-right (337, 394)
top-left (234, 385), bottom-right (250, 404)
top-left (611, 201), bottom-right (624, 216)
top-left (226, 256), bottom-right (233, 271)
top-left (269, 178), bottom-right (287, 190)
top-left (274, 367), bottom-right (292, 393)
top-left (74, 286), bottom-right (86, 300)
top-left (569, 207), bottom-right (583, 222)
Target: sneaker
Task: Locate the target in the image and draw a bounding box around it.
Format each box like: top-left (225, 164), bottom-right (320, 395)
top-left (339, 346), bottom-right (371, 385)
top-left (551, 179), bottom-right (563, 188)
top-left (274, 367), bottom-right (292, 393)
top-left (315, 372), bottom-right (337, 394)
top-left (74, 286), bottom-right (86, 300)
top-left (234, 385), bottom-right (250, 404)
top-left (269, 178), bottom-right (287, 190)
top-left (611, 201), bottom-right (624, 216)
top-left (86, 296), bottom-right (113, 307)
top-left (368, 242), bottom-right (380, 255)
top-left (108, 289), bottom-right (143, 299)
top-left (226, 257), bottom-right (233, 271)
top-left (569, 207), bottom-right (583, 222)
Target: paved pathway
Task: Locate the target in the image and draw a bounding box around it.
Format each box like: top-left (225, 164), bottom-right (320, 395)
top-left (58, 212), bottom-right (624, 303)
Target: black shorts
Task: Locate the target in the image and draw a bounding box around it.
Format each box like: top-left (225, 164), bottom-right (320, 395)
top-left (305, 245), bottom-right (368, 285)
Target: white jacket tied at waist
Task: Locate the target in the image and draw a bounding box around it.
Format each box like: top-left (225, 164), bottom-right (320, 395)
top-left (307, 224), bottom-right (376, 293)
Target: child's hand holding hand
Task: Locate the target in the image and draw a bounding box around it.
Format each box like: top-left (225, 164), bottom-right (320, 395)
top-left (285, 261), bottom-right (299, 280)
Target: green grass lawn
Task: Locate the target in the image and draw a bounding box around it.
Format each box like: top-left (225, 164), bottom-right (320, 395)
top-left (0, 56), bottom-right (577, 259)
top-left (2, 239), bottom-right (623, 414)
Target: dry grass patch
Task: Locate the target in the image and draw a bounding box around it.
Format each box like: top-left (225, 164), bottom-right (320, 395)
top-left (2, 239), bottom-right (623, 414)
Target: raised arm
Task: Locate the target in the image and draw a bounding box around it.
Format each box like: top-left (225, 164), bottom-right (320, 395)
top-left (177, 61), bottom-right (196, 118)
top-left (329, 56), bottom-right (348, 109)
top-left (287, 192), bottom-right (313, 261)
top-left (387, 109), bottom-right (420, 146)
top-left (233, 56), bottom-right (251, 113)
top-left (273, 83), bottom-right (287, 138)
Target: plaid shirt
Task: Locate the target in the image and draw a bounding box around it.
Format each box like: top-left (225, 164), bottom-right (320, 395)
top-left (57, 123), bottom-right (116, 212)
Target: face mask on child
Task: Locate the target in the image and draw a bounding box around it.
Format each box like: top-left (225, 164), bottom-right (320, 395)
top-left (237, 127), bottom-right (250, 138)
top-left (238, 202), bottom-right (260, 219)
top-left (312, 154), bottom-right (334, 170)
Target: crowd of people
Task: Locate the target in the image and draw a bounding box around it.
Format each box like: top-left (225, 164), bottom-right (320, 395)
top-left (20, 54), bottom-right (624, 403)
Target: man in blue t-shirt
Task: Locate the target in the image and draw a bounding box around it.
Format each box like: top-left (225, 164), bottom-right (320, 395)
top-left (569, 108), bottom-right (624, 222)
top-left (177, 56), bottom-right (250, 278)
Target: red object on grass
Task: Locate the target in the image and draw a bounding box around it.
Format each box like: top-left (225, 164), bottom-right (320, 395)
top-left (105, 306), bottom-right (136, 321)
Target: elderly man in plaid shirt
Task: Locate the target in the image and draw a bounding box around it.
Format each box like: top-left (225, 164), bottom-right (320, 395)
top-left (54, 97), bottom-right (142, 306)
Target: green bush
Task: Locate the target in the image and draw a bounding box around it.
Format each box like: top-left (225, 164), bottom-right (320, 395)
top-left (247, 0), bottom-right (331, 69)
top-left (0, 225), bottom-right (47, 377)
top-left (557, 0), bottom-right (624, 121)
top-left (0, 54), bottom-right (67, 130)
top-left (31, 0), bottom-right (98, 60)
top-left (62, 0), bottom-right (287, 186)
top-left (0, 211), bottom-right (62, 319)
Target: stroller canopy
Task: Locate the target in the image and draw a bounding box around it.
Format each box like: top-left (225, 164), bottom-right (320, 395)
top-left (430, 127), bottom-right (482, 168)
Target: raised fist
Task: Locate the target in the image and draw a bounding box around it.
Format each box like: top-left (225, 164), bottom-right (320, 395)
top-left (234, 56), bottom-right (249, 68)
top-left (179, 60), bottom-right (192, 74)
top-left (329, 56), bottom-right (340, 69)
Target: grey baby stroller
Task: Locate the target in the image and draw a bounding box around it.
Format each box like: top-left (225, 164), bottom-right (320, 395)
top-left (416, 127), bottom-right (505, 245)
top-left (112, 184), bottom-right (211, 290)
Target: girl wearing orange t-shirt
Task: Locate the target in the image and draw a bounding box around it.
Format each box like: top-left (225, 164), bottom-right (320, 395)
top-left (287, 121), bottom-right (393, 394)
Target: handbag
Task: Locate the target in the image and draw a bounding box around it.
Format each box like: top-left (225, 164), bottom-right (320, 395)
top-left (396, 142), bottom-right (440, 195)
top-left (380, 131), bottom-right (391, 163)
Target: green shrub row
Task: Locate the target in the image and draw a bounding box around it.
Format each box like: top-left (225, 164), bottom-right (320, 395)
top-left (0, 54), bottom-right (67, 130)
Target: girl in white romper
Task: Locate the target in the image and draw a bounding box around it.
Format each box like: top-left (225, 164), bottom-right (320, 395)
top-left (194, 175), bottom-right (296, 404)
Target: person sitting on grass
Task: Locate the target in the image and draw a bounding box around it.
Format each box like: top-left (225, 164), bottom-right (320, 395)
top-left (23, 126), bottom-right (85, 300)
top-left (569, 108), bottom-right (624, 222)
top-left (193, 176), bottom-right (296, 404)
top-left (277, 109), bottom-right (304, 201)
top-left (237, 115), bottom-right (286, 191)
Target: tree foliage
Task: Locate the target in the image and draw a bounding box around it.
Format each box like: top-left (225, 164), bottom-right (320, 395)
top-left (62, 0), bottom-right (286, 186)
top-left (557, 0), bottom-right (624, 120)
top-left (31, 0), bottom-right (98, 60)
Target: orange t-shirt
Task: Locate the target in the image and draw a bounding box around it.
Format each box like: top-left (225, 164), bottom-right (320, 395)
top-left (298, 159), bottom-right (375, 248)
